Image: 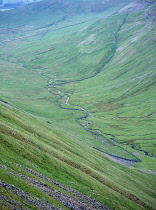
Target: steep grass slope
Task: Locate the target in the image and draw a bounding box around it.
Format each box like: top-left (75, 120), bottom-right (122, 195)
top-left (0, 101), bottom-right (156, 209)
top-left (61, 3), bottom-right (156, 166)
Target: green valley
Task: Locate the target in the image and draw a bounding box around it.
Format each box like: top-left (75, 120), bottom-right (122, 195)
top-left (0, 0), bottom-right (156, 209)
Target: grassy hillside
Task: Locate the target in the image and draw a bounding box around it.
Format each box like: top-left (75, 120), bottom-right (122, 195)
top-left (1, 101), bottom-right (156, 209)
top-left (0, 0), bottom-right (156, 209)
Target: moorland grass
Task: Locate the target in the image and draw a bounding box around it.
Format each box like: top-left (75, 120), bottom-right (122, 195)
top-left (0, 6), bottom-right (155, 165)
top-left (0, 4), bottom-right (156, 165)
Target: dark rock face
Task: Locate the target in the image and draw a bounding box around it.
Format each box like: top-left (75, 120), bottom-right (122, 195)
top-left (135, 0), bottom-right (156, 3)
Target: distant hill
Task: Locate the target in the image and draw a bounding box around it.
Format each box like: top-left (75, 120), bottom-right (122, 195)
top-left (0, 0), bottom-right (42, 9)
top-left (0, 0), bottom-right (133, 25)
top-left (1, 0), bottom-right (41, 4)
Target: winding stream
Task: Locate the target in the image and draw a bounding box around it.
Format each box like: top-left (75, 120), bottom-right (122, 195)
top-left (45, 77), bottom-right (142, 166)
top-left (1, 57), bottom-right (155, 166)
top-left (41, 71), bottom-right (156, 166)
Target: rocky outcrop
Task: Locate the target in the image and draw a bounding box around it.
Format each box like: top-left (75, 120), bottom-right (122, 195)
top-left (119, 0), bottom-right (155, 13)
top-left (0, 180), bottom-right (61, 209)
top-left (0, 164), bottom-right (110, 209)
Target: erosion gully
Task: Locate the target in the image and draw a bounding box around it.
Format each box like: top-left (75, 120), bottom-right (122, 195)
top-left (1, 13), bottom-right (155, 166)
